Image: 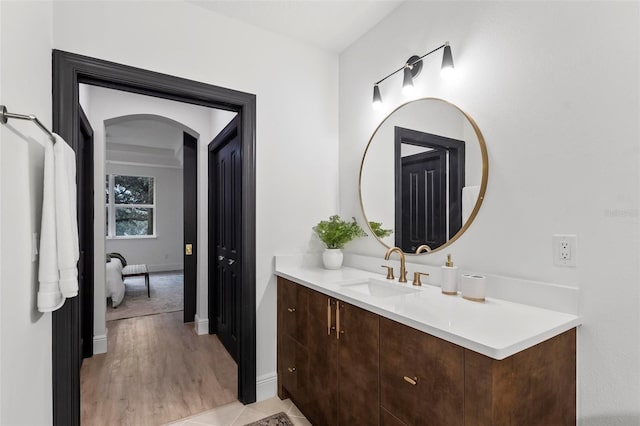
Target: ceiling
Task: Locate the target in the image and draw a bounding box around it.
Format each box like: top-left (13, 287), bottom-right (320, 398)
top-left (106, 119), bottom-right (183, 151)
top-left (190, 0), bottom-right (405, 53)
top-left (106, 118), bottom-right (185, 168)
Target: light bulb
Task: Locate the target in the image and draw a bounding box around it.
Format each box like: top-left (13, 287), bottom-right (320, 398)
top-left (372, 85), bottom-right (383, 110)
top-left (402, 66), bottom-right (414, 96)
top-left (441, 43), bottom-right (455, 79)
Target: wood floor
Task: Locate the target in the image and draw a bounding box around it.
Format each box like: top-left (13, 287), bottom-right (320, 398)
top-left (81, 311), bottom-right (237, 426)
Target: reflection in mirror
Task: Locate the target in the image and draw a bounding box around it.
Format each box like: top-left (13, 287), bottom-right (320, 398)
top-left (359, 98), bottom-right (487, 253)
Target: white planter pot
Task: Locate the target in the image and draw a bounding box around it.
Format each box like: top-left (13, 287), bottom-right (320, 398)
top-left (322, 249), bottom-right (343, 270)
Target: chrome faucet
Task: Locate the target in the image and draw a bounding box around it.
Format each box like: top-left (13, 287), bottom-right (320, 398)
top-left (384, 247), bottom-right (407, 283)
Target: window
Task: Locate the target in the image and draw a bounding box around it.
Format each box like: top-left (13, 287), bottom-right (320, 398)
top-left (105, 175), bottom-right (156, 238)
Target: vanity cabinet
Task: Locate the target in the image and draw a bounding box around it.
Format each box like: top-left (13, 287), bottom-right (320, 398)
top-left (277, 277), bottom-right (576, 426)
top-left (277, 277), bottom-right (379, 425)
top-left (380, 317), bottom-right (464, 426)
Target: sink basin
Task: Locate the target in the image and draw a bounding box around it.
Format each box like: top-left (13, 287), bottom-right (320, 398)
top-left (341, 278), bottom-right (420, 298)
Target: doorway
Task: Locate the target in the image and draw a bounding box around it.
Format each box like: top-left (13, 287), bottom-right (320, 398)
top-left (394, 126), bottom-right (465, 252)
top-left (52, 50), bottom-right (256, 426)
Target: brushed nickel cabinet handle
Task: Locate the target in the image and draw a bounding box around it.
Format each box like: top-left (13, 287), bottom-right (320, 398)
top-left (287, 367), bottom-right (296, 373)
top-left (336, 302), bottom-right (341, 340)
top-left (403, 376), bottom-right (418, 386)
top-left (327, 298), bottom-right (331, 336)
top-left (287, 307), bottom-right (296, 313)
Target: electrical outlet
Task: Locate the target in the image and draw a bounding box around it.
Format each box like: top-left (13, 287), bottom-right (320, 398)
top-left (553, 234), bottom-right (577, 267)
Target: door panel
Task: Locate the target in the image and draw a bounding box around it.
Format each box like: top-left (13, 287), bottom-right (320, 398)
top-left (183, 133), bottom-right (198, 323)
top-left (399, 150), bottom-right (447, 252)
top-left (337, 301), bottom-right (379, 425)
top-left (211, 119), bottom-right (241, 361)
top-left (301, 289), bottom-right (339, 425)
top-left (77, 106), bottom-right (94, 360)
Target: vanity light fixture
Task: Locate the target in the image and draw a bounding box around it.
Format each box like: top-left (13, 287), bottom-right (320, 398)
top-left (372, 84), bottom-right (383, 110)
top-left (372, 41), bottom-right (455, 109)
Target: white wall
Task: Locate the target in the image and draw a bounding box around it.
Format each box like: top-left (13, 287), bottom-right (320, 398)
top-left (339, 2), bottom-right (639, 424)
top-left (54, 1), bottom-right (339, 398)
top-left (0, 1), bottom-right (54, 425)
top-left (105, 163), bottom-right (184, 272)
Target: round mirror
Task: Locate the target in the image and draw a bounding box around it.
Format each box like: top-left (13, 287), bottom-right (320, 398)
top-left (359, 98), bottom-right (488, 254)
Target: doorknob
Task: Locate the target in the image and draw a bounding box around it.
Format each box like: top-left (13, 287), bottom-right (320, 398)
top-left (185, 244), bottom-right (193, 255)
top-left (228, 259), bottom-right (235, 265)
top-left (218, 255), bottom-right (225, 261)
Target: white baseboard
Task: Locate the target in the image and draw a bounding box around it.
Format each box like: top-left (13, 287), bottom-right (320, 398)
top-left (194, 314), bottom-right (209, 335)
top-left (93, 333), bottom-right (107, 354)
top-left (256, 372), bottom-right (278, 401)
top-left (147, 263), bottom-right (183, 273)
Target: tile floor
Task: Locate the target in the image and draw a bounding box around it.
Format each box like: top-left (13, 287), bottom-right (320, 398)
top-left (164, 397), bottom-right (311, 426)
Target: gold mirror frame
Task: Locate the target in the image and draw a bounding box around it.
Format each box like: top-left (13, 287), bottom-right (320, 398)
top-left (358, 97), bottom-right (489, 255)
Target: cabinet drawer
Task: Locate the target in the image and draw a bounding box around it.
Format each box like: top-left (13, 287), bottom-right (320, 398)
top-left (380, 317), bottom-right (464, 426)
top-left (277, 334), bottom-right (307, 400)
top-left (277, 277), bottom-right (308, 346)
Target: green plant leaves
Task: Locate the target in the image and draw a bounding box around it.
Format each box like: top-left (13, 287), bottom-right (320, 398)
top-left (313, 215), bottom-right (367, 249)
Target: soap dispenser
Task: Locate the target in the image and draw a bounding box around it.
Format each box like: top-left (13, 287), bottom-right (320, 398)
top-left (441, 254), bottom-right (458, 295)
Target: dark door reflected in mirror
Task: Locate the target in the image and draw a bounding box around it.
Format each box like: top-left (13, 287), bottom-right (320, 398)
top-left (396, 127), bottom-right (465, 252)
top-left (360, 98), bottom-right (488, 254)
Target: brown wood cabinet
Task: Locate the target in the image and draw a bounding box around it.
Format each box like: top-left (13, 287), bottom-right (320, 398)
top-left (380, 317), bottom-right (464, 426)
top-left (277, 277), bottom-right (576, 426)
top-left (277, 277), bottom-right (379, 425)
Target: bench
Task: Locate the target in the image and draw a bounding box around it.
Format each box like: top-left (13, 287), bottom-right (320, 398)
top-left (108, 252), bottom-right (150, 298)
top-left (122, 263), bottom-right (150, 297)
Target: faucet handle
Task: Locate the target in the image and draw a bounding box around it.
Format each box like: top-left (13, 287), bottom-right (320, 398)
top-left (412, 271), bottom-right (430, 286)
top-left (381, 265), bottom-right (395, 280)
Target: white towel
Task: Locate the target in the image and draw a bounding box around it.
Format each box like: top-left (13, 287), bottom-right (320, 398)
top-left (462, 185), bottom-right (481, 224)
top-left (37, 134), bottom-right (79, 312)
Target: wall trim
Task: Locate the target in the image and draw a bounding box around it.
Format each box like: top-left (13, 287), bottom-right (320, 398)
top-left (93, 333), bottom-right (107, 354)
top-left (193, 314), bottom-right (209, 335)
top-left (256, 372), bottom-right (278, 402)
top-left (106, 160), bottom-right (183, 169)
top-left (146, 264), bottom-right (184, 273)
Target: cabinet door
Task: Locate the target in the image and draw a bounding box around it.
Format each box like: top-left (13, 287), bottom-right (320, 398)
top-left (337, 301), bottom-right (380, 425)
top-left (380, 317), bottom-right (464, 426)
top-left (301, 289), bottom-right (339, 425)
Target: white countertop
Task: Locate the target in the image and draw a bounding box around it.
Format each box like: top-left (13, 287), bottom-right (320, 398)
top-left (275, 261), bottom-right (581, 360)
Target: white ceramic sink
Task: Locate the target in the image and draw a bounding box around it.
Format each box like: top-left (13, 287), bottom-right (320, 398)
top-left (341, 278), bottom-right (420, 298)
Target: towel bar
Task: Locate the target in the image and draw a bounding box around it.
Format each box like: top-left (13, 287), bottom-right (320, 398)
top-left (0, 104), bottom-right (55, 142)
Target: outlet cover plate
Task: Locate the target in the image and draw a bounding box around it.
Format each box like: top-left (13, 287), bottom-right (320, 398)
top-left (553, 234), bottom-right (577, 267)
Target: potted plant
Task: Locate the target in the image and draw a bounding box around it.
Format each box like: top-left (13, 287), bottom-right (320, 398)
top-left (313, 215), bottom-right (367, 269)
top-left (368, 221), bottom-right (393, 239)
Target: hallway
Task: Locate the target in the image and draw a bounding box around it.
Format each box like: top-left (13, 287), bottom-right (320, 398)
top-left (81, 312), bottom-right (237, 426)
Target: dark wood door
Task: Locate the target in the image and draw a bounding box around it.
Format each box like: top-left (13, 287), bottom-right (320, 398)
top-left (380, 317), bottom-right (464, 426)
top-left (183, 132), bottom-right (198, 323)
top-left (302, 290), bottom-right (339, 425)
top-left (398, 149), bottom-right (447, 252)
top-left (211, 121), bottom-right (242, 361)
top-left (77, 106), bottom-right (94, 360)
top-left (337, 301), bottom-right (379, 425)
